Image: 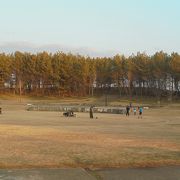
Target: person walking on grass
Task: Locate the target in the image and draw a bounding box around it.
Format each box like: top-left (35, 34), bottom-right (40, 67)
top-left (129, 102), bottom-right (133, 113)
top-left (126, 105), bottom-right (130, 116)
top-left (138, 107), bottom-right (143, 118)
top-left (133, 107), bottom-right (137, 115)
top-left (90, 106), bottom-right (93, 119)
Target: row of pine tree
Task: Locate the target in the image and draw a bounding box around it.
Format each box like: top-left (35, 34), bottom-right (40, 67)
top-left (0, 51), bottom-right (179, 99)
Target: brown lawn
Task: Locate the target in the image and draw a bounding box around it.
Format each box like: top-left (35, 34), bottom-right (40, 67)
top-left (0, 99), bottom-right (180, 168)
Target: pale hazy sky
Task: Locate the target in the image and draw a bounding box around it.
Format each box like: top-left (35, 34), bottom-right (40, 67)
top-left (0, 0), bottom-right (180, 56)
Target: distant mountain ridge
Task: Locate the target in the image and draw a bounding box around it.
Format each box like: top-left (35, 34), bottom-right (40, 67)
top-left (0, 42), bottom-right (115, 57)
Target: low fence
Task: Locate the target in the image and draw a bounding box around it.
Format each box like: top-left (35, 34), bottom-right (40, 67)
top-left (26, 104), bottom-right (126, 114)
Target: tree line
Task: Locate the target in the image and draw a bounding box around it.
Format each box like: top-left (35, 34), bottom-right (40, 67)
top-left (0, 51), bottom-right (179, 100)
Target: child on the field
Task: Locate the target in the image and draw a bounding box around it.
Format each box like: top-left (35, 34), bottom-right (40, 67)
top-left (138, 107), bottom-right (143, 118)
top-left (133, 107), bottom-right (136, 115)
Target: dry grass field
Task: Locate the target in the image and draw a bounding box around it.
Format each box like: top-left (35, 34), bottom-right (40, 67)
top-left (0, 97), bottom-right (180, 169)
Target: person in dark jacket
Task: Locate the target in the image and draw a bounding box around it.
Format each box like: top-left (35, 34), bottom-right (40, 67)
top-left (90, 106), bottom-right (93, 119)
top-left (126, 105), bottom-right (130, 116)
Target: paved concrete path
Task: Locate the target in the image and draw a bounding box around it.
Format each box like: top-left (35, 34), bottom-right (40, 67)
top-left (0, 168), bottom-right (96, 180)
top-left (92, 166), bottom-right (180, 180)
top-left (0, 166), bottom-right (179, 180)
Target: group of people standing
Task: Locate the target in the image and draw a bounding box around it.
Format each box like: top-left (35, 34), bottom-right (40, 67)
top-left (126, 104), bottom-right (143, 118)
top-left (89, 104), bottom-right (143, 119)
